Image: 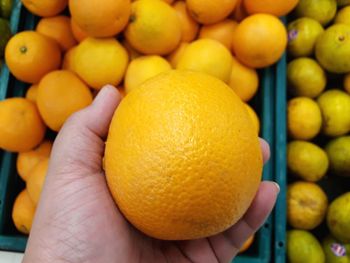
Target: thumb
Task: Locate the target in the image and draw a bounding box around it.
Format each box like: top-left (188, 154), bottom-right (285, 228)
top-left (48, 85), bottom-right (121, 176)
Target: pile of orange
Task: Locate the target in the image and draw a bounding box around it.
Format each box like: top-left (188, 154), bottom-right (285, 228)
top-left (1, 0), bottom-right (297, 246)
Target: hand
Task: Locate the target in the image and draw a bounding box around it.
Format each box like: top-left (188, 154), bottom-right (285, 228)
top-left (23, 86), bottom-right (279, 263)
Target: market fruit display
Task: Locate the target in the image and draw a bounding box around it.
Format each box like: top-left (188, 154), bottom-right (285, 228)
top-left (287, 1), bottom-right (350, 261)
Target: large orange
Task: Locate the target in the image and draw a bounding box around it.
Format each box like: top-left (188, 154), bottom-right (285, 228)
top-left (125, 0), bottom-right (181, 55)
top-left (37, 70), bottom-right (93, 131)
top-left (36, 15), bottom-right (77, 51)
top-left (26, 158), bottom-right (49, 206)
top-left (0, 98), bottom-right (46, 152)
top-left (12, 190), bottom-right (35, 235)
top-left (244, 0), bottom-right (299, 17)
top-left (199, 19), bottom-right (238, 50)
top-left (69, 0), bottom-right (130, 37)
top-left (21, 0), bottom-right (67, 17)
top-left (17, 140), bottom-right (52, 182)
top-left (105, 70), bottom-right (262, 240)
top-left (186, 0), bottom-right (238, 25)
top-left (233, 14), bottom-right (287, 68)
top-left (173, 1), bottom-right (199, 42)
top-left (5, 31), bottom-right (61, 84)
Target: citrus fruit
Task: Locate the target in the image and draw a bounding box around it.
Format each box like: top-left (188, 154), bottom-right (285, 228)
top-left (287, 230), bottom-right (326, 263)
top-left (61, 46), bottom-right (76, 71)
top-left (176, 39), bottom-right (232, 83)
top-left (288, 97), bottom-right (322, 140)
top-left (26, 158), bottom-right (49, 206)
top-left (125, 0), bottom-right (181, 55)
top-left (69, 0), bottom-right (130, 37)
top-left (36, 15), bottom-right (77, 51)
top-left (287, 58), bottom-right (326, 98)
top-left (71, 38), bottom-right (129, 90)
top-left (229, 56), bottom-right (258, 102)
top-left (12, 190), bottom-right (35, 235)
top-left (287, 181), bottom-right (328, 230)
top-left (233, 14), bottom-right (287, 68)
top-left (22, 0), bottom-right (67, 17)
top-left (315, 24), bottom-right (350, 74)
top-left (335, 6), bottom-right (350, 26)
top-left (327, 192), bottom-right (350, 243)
top-left (173, 1), bottom-right (199, 42)
top-left (166, 42), bottom-right (188, 68)
top-left (1, 0), bottom-right (13, 18)
top-left (125, 56), bottom-right (172, 94)
top-left (231, 0), bottom-right (248, 22)
top-left (17, 140), bottom-right (52, 182)
top-left (337, 0), bottom-right (350, 6)
top-left (287, 140), bottom-right (329, 182)
top-left (25, 84), bottom-right (38, 103)
top-left (244, 104), bottom-right (260, 134)
top-left (37, 70), bottom-right (93, 131)
top-left (0, 18), bottom-right (11, 57)
top-left (186, 0), bottom-right (238, 25)
top-left (0, 98), bottom-right (46, 152)
top-left (5, 31), bottom-right (61, 84)
top-left (287, 18), bottom-right (324, 58)
top-left (295, 0), bottom-right (337, 26)
top-left (105, 70), bottom-right (263, 240)
top-left (317, 90), bottom-right (350, 137)
top-left (323, 236), bottom-right (350, 263)
top-left (239, 235), bottom-right (254, 253)
top-left (345, 73), bottom-right (350, 94)
top-left (244, 0), bottom-right (299, 16)
top-left (199, 19), bottom-right (238, 51)
top-left (122, 39), bottom-right (142, 61)
top-left (326, 136), bottom-right (350, 177)
top-left (70, 19), bottom-right (88, 43)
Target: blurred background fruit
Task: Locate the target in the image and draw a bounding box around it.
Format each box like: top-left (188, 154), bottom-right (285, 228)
top-left (26, 158), bottom-right (49, 206)
top-left (21, 0), bottom-right (67, 17)
top-left (11, 190), bottom-right (35, 235)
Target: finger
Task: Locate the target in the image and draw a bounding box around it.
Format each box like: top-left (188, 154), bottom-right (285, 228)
top-left (208, 181), bottom-right (279, 263)
top-left (49, 85), bottom-right (121, 174)
top-left (259, 138), bottom-right (270, 164)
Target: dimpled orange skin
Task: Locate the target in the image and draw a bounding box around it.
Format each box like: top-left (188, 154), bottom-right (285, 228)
top-left (105, 70), bottom-right (263, 240)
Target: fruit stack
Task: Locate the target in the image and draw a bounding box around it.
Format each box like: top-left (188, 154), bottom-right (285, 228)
top-left (0, 0), bottom-right (12, 68)
top-left (0, 0), bottom-right (296, 256)
top-left (285, 0), bottom-right (350, 262)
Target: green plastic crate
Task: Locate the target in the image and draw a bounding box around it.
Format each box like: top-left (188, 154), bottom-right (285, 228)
top-left (0, 9), bottom-right (275, 262)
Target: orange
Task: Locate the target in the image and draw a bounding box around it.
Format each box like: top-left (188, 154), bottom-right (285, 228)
top-left (345, 73), bottom-right (350, 94)
top-left (122, 39), bottom-right (142, 60)
top-left (61, 46), bottom-right (76, 71)
top-left (233, 14), bottom-right (287, 68)
top-left (69, 0), bottom-right (130, 37)
top-left (186, 0), bottom-right (238, 25)
top-left (17, 140), bottom-right (52, 182)
top-left (71, 38), bottom-right (129, 90)
top-left (231, 0), bottom-right (248, 22)
top-left (26, 158), bottom-right (49, 206)
top-left (199, 19), bottom-right (238, 51)
top-left (21, 0), bottom-right (67, 17)
top-left (117, 86), bottom-right (126, 98)
top-left (244, 0), bottom-right (299, 17)
top-left (12, 190), bottom-right (35, 235)
top-left (229, 56), bottom-right (259, 102)
top-left (173, 1), bottom-right (199, 42)
top-left (125, 0), bottom-right (181, 55)
top-left (37, 70), bottom-right (93, 131)
top-left (245, 104), bottom-right (260, 134)
top-left (5, 31), bottom-right (61, 84)
top-left (0, 98), bottom-right (46, 152)
top-left (162, 0), bottom-right (175, 3)
top-left (239, 235), bottom-right (255, 253)
top-left (166, 42), bottom-right (189, 67)
top-left (70, 19), bottom-right (88, 43)
top-left (36, 15), bottom-right (77, 51)
top-left (25, 84), bottom-right (38, 102)
top-left (287, 181), bottom-right (328, 230)
top-left (105, 70), bottom-right (262, 240)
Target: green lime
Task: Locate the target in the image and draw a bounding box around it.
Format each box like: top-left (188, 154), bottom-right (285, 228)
top-left (0, 0), bottom-right (12, 19)
top-left (295, 0), bottom-right (337, 26)
top-left (0, 17), bottom-right (11, 57)
top-left (326, 136), bottom-right (350, 176)
top-left (323, 235), bottom-right (350, 263)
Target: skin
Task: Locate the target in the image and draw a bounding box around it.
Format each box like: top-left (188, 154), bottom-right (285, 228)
top-left (23, 86), bottom-right (279, 263)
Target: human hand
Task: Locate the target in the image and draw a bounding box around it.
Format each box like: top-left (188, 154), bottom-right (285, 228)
top-left (23, 85), bottom-right (279, 263)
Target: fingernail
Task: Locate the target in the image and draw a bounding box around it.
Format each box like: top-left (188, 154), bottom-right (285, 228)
top-left (273, 182), bottom-right (280, 194)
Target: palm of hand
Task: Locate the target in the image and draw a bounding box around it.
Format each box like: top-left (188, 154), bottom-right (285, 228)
top-left (24, 87), bottom-right (278, 263)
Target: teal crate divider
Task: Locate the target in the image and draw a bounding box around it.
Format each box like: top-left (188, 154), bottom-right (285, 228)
top-left (0, 8), bottom-right (276, 261)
